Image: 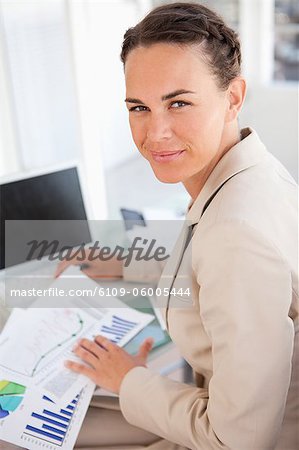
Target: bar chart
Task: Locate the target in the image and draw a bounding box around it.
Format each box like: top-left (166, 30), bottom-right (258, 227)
top-left (23, 392), bottom-right (80, 446)
top-left (100, 314), bottom-right (138, 343)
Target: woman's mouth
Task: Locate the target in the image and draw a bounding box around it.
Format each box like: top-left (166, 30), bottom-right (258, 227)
top-left (150, 150), bottom-right (185, 163)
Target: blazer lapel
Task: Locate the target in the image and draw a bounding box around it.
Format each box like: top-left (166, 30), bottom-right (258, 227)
top-left (187, 128), bottom-right (268, 225)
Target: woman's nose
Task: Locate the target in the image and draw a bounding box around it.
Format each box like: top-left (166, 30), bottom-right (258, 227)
top-left (146, 113), bottom-right (173, 142)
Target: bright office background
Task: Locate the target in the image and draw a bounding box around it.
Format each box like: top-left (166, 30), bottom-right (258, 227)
top-left (0, 0), bottom-right (298, 220)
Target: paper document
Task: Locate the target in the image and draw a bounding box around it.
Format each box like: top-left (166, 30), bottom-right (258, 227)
top-left (0, 267), bottom-right (155, 448)
top-left (0, 376), bottom-right (94, 450)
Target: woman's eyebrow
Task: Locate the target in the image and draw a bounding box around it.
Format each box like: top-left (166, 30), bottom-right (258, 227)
top-left (125, 89), bottom-right (195, 105)
top-left (125, 97), bottom-right (145, 104)
top-left (161, 89), bottom-right (195, 101)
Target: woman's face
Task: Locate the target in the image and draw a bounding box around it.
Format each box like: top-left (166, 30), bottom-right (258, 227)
top-left (124, 43), bottom-right (233, 188)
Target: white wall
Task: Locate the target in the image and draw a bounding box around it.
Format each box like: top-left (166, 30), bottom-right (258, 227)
top-left (239, 0), bottom-right (298, 181)
top-left (240, 83), bottom-right (298, 180)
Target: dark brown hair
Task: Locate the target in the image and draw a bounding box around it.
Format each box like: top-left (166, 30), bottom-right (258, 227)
top-left (120, 2), bottom-right (241, 90)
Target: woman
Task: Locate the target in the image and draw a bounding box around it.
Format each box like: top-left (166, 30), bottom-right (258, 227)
top-left (59, 3), bottom-right (298, 449)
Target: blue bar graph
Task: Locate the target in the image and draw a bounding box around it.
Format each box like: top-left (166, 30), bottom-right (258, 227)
top-left (31, 412), bottom-right (68, 428)
top-left (100, 315), bottom-right (138, 343)
top-left (25, 425), bottom-right (63, 442)
top-left (23, 392), bottom-right (81, 446)
top-left (60, 408), bottom-right (72, 417)
top-left (43, 424), bottom-right (66, 436)
top-left (112, 315), bottom-right (138, 326)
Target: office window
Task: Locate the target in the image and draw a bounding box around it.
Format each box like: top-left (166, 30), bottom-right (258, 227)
top-left (0, 1), bottom-right (81, 170)
top-left (274, 0), bottom-right (299, 81)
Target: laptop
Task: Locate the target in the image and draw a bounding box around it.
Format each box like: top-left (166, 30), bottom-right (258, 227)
top-left (0, 164), bottom-right (92, 284)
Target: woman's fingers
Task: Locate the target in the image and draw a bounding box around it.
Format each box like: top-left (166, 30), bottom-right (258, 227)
top-left (76, 338), bottom-right (106, 358)
top-left (54, 259), bottom-right (80, 278)
top-left (64, 360), bottom-right (95, 379)
top-left (54, 260), bottom-right (68, 278)
top-left (54, 248), bottom-right (90, 278)
top-left (94, 335), bottom-right (117, 352)
top-left (137, 338), bottom-right (154, 362)
top-left (73, 343), bottom-right (100, 367)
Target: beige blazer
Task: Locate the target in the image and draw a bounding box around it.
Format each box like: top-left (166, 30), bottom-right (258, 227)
top-left (120, 128), bottom-right (298, 449)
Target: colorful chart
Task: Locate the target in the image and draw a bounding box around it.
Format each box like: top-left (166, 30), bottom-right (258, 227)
top-left (0, 380), bottom-right (26, 419)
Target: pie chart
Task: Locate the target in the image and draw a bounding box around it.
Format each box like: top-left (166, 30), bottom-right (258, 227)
top-left (0, 380), bottom-right (26, 419)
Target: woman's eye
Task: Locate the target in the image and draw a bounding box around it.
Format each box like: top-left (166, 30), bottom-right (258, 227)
top-left (171, 101), bottom-right (189, 108)
top-left (129, 105), bottom-right (149, 112)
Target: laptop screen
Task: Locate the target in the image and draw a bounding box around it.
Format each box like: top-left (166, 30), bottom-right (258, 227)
top-left (0, 167), bottom-right (92, 269)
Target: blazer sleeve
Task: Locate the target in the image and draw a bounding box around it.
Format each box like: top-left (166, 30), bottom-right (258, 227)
top-left (119, 220), bottom-right (294, 450)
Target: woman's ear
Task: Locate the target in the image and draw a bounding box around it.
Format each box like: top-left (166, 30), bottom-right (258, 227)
top-left (225, 77), bottom-right (247, 123)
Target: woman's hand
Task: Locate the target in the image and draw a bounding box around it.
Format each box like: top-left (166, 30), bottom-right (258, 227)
top-left (65, 335), bottom-right (154, 394)
top-left (54, 247), bottom-right (123, 280)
